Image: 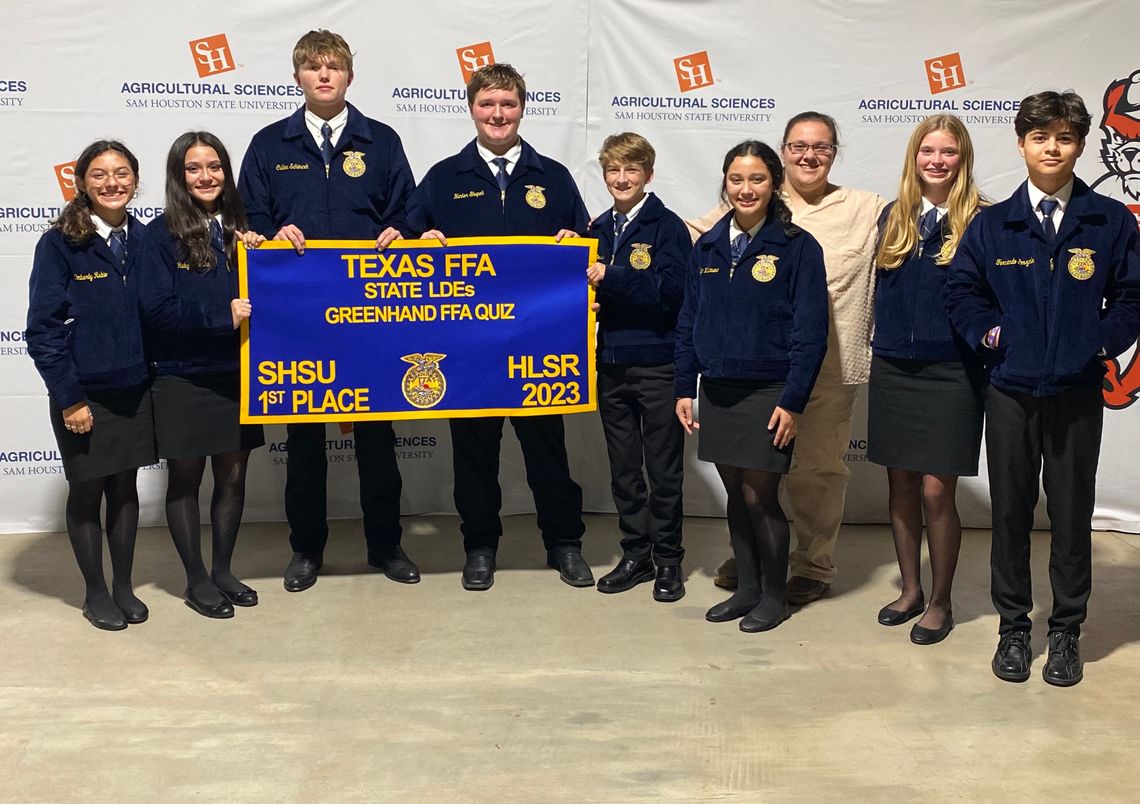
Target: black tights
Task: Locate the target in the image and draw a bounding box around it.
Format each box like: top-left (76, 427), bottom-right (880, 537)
top-left (66, 469), bottom-right (142, 618)
top-left (165, 450), bottom-right (251, 604)
top-left (716, 464), bottom-right (790, 619)
top-left (884, 468), bottom-right (961, 629)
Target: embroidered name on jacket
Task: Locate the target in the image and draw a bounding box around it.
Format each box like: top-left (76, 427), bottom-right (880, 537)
top-left (453, 190), bottom-right (486, 200)
top-left (994, 257), bottom-right (1034, 267)
top-left (275, 163), bottom-right (310, 171)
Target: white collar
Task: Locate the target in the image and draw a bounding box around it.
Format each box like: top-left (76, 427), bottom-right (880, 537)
top-left (476, 141), bottom-right (523, 173)
top-left (305, 106), bottom-right (349, 147)
top-left (730, 215), bottom-right (765, 242)
top-left (90, 213), bottom-right (127, 242)
top-left (1026, 176), bottom-right (1074, 215)
top-left (613, 193), bottom-right (649, 224)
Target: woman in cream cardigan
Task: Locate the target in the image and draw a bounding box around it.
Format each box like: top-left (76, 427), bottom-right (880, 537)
top-left (690, 112), bottom-right (885, 602)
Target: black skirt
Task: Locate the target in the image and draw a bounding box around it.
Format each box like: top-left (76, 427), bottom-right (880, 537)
top-left (867, 355), bottom-right (984, 475)
top-left (152, 372), bottom-right (265, 459)
top-left (697, 378), bottom-right (793, 472)
top-left (50, 382), bottom-right (157, 482)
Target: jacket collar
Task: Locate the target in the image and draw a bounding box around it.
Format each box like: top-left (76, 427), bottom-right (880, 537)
top-left (283, 103), bottom-right (373, 147)
top-left (456, 138), bottom-right (545, 187)
top-left (704, 208), bottom-right (791, 263)
top-left (589, 192), bottom-right (665, 248)
top-left (1004, 177), bottom-right (1097, 246)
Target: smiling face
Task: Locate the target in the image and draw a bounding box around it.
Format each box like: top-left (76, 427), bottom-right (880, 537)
top-left (782, 120), bottom-right (836, 197)
top-left (724, 155), bottom-right (773, 229)
top-left (183, 144), bottom-right (225, 213)
top-left (604, 161), bottom-right (652, 213)
top-left (470, 87), bottom-right (523, 155)
top-left (1019, 119), bottom-right (1085, 194)
top-left (79, 151), bottom-right (136, 226)
top-left (295, 55), bottom-right (353, 118)
top-left (916, 129), bottom-right (961, 203)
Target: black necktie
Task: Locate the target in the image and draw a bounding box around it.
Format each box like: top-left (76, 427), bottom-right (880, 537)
top-left (731, 232), bottom-right (749, 266)
top-left (919, 207), bottom-right (940, 240)
top-left (614, 211), bottom-right (628, 241)
top-left (492, 157), bottom-right (509, 197)
top-left (1039, 198), bottom-right (1059, 244)
top-left (321, 122), bottom-right (333, 172)
top-left (109, 228), bottom-right (127, 266)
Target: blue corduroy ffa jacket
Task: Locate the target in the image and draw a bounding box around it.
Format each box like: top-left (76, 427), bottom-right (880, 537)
top-left (26, 218), bottom-right (149, 409)
top-left (238, 103), bottom-right (415, 240)
top-left (405, 139), bottom-right (588, 237)
top-left (674, 211), bottom-right (829, 414)
top-left (873, 202), bottom-right (975, 362)
top-left (136, 213), bottom-right (241, 376)
top-left (946, 178), bottom-right (1140, 397)
top-left (587, 192), bottom-right (690, 365)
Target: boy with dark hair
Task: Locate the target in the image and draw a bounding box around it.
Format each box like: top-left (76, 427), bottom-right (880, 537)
top-left (947, 90), bottom-right (1140, 686)
top-left (587, 132), bottom-right (690, 601)
top-left (238, 30), bottom-right (418, 592)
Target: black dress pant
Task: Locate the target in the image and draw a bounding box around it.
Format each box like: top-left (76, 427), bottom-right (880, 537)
top-left (285, 421), bottom-right (403, 558)
top-left (985, 384), bottom-right (1102, 636)
top-left (450, 414), bottom-right (584, 556)
top-left (598, 362), bottom-right (684, 565)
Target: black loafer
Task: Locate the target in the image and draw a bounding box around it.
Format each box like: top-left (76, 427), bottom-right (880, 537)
top-left (284, 552), bottom-right (322, 593)
top-left (218, 586), bottom-right (259, 607)
top-left (992, 630), bottom-right (1032, 682)
top-left (910, 613), bottom-right (954, 645)
top-left (184, 588), bottom-right (235, 619)
top-left (113, 592), bottom-right (149, 624)
top-left (652, 565), bottom-right (685, 602)
top-left (739, 602), bottom-right (790, 633)
top-left (368, 545), bottom-right (421, 584)
top-left (597, 558), bottom-right (654, 594)
top-left (462, 553), bottom-right (496, 591)
top-left (705, 596), bottom-right (759, 623)
top-left (548, 551), bottom-right (595, 587)
top-left (877, 596), bottom-right (925, 626)
top-left (1043, 630), bottom-right (1082, 687)
top-left (82, 602), bottom-right (127, 632)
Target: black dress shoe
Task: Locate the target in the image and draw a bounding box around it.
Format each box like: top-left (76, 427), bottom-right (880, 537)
top-left (740, 602), bottom-right (790, 633)
top-left (653, 565), bottom-right (685, 602)
top-left (548, 551), bottom-right (595, 587)
top-left (992, 630), bottom-right (1032, 682)
top-left (597, 558), bottom-right (654, 594)
top-left (113, 592), bottom-right (149, 624)
top-left (705, 595), bottom-right (760, 623)
top-left (462, 553), bottom-right (496, 591)
top-left (910, 613), bottom-right (954, 645)
top-left (368, 546), bottom-right (421, 584)
top-left (786, 576), bottom-right (830, 605)
top-left (184, 588), bottom-right (235, 619)
top-left (284, 552), bottom-right (322, 593)
top-left (877, 596), bottom-right (925, 626)
top-left (82, 602), bottom-right (127, 632)
top-left (1043, 630), bottom-right (1082, 687)
top-left (218, 586), bottom-right (259, 607)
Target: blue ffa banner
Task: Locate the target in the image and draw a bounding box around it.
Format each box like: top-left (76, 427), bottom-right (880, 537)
top-left (238, 238), bottom-right (598, 423)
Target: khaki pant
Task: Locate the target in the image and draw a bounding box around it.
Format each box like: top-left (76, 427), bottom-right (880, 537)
top-left (786, 383), bottom-right (860, 582)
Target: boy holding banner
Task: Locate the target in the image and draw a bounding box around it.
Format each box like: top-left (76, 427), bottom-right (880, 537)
top-left (406, 63), bottom-right (592, 591)
top-left (586, 133), bottom-right (690, 602)
top-left (238, 30), bottom-right (419, 592)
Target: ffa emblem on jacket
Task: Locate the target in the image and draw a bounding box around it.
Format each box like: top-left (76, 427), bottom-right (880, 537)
top-left (525, 185), bottom-right (546, 209)
top-left (1067, 248), bottom-right (1096, 280)
top-left (342, 151), bottom-right (366, 178)
top-left (937, 239), bottom-right (955, 262)
top-left (629, 243), bottom-right (652, 270)
top-left (751, 254), bottom-right (778, 283)
top-left (401, 353), bottom-right (447, 408)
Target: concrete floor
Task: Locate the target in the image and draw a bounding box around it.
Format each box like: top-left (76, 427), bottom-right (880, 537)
top-left (2, 514), bottom-right (1139, 803)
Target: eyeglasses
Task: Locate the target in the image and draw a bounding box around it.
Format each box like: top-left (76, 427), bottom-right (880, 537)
top-left (783, 142), bottom-right (838, 156)
top-left (87, 168), bottom-right (134, 184)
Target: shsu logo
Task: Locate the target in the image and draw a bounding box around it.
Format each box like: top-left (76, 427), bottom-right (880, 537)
top-left (54, 161), bottom-right (77, 202)
top-left (189, 33), bottom-right (236, 78)
top-left (924, 52), bottom-right (966, 94)
top-left (674, 51), bottom-right (713, 92)
top-left (457, 41), bottom-right (495, 83)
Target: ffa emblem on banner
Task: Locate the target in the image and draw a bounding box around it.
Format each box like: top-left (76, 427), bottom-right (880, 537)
top-left (751, 255), bottom-right (778, 283)
top-left (525, 185), bottom-right (546, 209)
top-left (343, 152), bottom-right (366, 178)
top-left (401, 353), bottom-right (447, 408)
top-left (629, 243), bottom-right (652, 270)
top-left (1067, 248), bottom-right (1096, 280)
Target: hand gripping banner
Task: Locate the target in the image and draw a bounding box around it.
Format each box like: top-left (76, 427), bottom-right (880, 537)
top-left (238, 237), bottom-right (598, 422)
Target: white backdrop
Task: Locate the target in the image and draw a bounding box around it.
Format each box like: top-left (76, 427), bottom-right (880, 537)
top-left (3, 0), bottom-right (1140, 535)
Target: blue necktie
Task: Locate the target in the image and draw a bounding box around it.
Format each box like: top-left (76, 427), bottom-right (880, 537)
top-left (209, 219), bottom-right (224, 250)
top-left (109, 228), bottom-right (127, 266)
top-left (613, 211), bottom-right (628, 242)
top-left (919, 207), bottom-right (940, 241)
top-left (1039, 198), bottom-right (1059, 244)
top-left (730, 232), bottom-right (749, 266)
top-left (492, 157), bottom-right (509, 197)
top-left (321, 122), bottom-right (333, 172)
